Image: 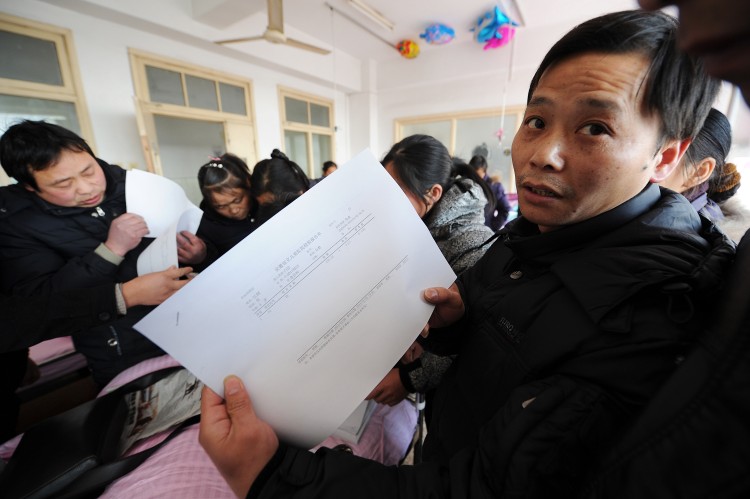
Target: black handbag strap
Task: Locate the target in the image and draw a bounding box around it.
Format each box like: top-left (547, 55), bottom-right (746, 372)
top-left (55, 414), bottom-right (201, 499)
top-left (105, 366), bottom-right (184, 398)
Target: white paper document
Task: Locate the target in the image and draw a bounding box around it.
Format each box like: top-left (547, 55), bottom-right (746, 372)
top-left (125, 169), bottom-right (203, 274)
top-left (134, 149), bottom-right (456, 448)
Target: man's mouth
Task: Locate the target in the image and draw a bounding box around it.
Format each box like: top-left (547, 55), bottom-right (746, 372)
top-left (81, 194), bottom-right (101, 205)
top-left (527, 186), bottom-right (558, 197)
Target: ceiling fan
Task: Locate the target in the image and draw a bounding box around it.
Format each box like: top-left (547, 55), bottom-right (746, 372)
top-left (215, 0), bottom-right (331, 55)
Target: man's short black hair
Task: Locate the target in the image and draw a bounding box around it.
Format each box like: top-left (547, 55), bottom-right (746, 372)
top-left (0, 120), bottom-right (95, 190)
top-left (528, 10), bottom-right (720, 143)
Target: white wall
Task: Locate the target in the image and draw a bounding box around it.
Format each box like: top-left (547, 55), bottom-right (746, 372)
top-left (374, 22), bottom-right (566, 159)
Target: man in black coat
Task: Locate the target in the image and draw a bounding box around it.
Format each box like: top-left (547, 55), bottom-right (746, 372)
top-left (198, 10), bottom-right (735, 499)
top-left (0, 121), bottom-right (203, 438)
top-left (579, 1), bottom-right (750, 497)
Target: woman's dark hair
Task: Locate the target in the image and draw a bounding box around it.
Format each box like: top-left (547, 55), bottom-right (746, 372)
top-left (251, 149), bottom-right (310, 224)
top-left (680, 108), bottom-right (736, 202)
top-left (197, 153), bottom-right (252, 203)
top-left (528, 10), bottom-right (720, 142)
top-left (382, 134), bottom-right (495, 214)
top-left (0, 120), bottom-right (95, 190)
top-left (469, 155), bottom-right (488, 173)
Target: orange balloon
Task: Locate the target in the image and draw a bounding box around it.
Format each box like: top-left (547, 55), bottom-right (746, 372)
top-left (396, 39), bottom-right (420, 59)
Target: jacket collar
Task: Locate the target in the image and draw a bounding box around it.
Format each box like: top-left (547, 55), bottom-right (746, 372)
top-left (504, 184), bottom-right (733, 331)
top-left (29, 159), bottom-right (125, 217)
top-left (505, 183), bottom-right (661, 263)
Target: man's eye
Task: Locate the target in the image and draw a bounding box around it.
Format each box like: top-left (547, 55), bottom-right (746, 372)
top-left (525, 117), bottom-right (545, 129)
top-left (580, 123), bottom-right (609, 136)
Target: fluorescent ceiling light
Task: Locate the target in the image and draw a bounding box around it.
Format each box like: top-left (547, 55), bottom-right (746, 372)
top-left (348, 0), bottom-right (395, 31)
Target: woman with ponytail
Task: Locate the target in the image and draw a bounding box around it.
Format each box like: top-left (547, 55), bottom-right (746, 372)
top-left (250, 149), bottom-right (310, 227)
top-left (368, 134), bottom-right (495, 407)
top-left (381, 134), bottom-right (495, 274)
top-left (659, 108), bottom-right (747, 241)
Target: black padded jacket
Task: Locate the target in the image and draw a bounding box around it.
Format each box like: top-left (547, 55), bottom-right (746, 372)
top-left (0, 161), bottom-right (163, 386)
top-left (247, 184), bottom-right (735, 499)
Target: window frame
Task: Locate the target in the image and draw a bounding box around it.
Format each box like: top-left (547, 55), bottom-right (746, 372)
top-left (129, 49), bottom-right (258, 175)
top-left (278, 86), bottom-right (335, 179)
top-left (395, 107), bottom-right (525, 192)
top-left (0, 13), bottom-right (94, 185)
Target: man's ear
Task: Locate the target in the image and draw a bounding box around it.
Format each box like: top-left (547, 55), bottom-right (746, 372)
top-left (23, 183), bottom-right (35, 193)
top-left (650, 138), bottom-right (692, 183)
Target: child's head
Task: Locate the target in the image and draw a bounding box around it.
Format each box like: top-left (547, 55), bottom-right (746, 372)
top-left (197, 153), bottom-right (253, 220)
top-left (251, 149), bottom-right (309, 225)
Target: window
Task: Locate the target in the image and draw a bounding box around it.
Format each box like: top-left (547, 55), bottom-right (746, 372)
top-left (130, 50), bottom-right (257, 204)
top-left (279, 88), bottom-right (335, 179)
top-left (0, 14), bottom-right (93, 185)
top-left (396, 108), bottom-right (524, 193)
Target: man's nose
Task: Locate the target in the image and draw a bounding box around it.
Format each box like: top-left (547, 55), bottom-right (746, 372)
top-left (529, 135), bottom-right (564, 171)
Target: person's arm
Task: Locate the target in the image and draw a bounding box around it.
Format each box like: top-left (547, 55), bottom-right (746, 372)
top-left (0, 212), bottom-right (148, 297)
top-left (0, 267), bottom-right (192, 351)
top-left (0, 283), bottom-right (118, 351)
top-left (366, 368), bottom-right (410, 406)
top-left (200, 374), bottom-right (621, 499)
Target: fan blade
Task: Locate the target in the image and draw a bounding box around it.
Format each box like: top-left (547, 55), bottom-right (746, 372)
top-left (267, 0), bottom-right (284, 33)
top-left (215, 35), bottom-right (265, 45)
top-left (285, 37), bottom-right (331, 55)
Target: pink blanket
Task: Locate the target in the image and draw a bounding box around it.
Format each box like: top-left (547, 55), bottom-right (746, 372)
top-left (88, 355), bottom-right (416, 498)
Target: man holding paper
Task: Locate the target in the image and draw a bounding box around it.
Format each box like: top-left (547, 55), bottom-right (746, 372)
top-left (199, 10), bottom-right (735, 498)
top-left (0, 120), bottom-right (203, 387)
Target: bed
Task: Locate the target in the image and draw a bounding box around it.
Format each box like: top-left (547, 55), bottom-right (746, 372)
top-left (1, 354), bottom-right (418, 498)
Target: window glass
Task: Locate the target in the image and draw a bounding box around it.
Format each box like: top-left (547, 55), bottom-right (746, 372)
top-left (284, 96), bottom-right (308, 124)
top-left (284, 130), bottom-right (309, 174)
top-left (0, 94), bottom-right (80, 135)
top-left (153, 115), bottom-right (225, 205)
top-left (185, 74), bottom-right (218, 111)
top-left (0, 30), bottom-right (62, 85)
top-left (455, 114), bottom-right (518, 188)
top-left (219, 82), bottom-right (246, 115)
top-left (309, 103), bottom-right (330, 127)
top-left (311, 133), bottom-right (332, 178)
top-left (146, 65), bottom-right (184, 106)
top-left (401, 121), bottom-right (451, 152)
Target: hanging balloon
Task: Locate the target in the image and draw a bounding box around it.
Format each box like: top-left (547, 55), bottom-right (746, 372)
top-left (396, 39), bottom-right (420, 59)
top-left (483, 26), bottom-right (516, 50)
top-left (471, 5), bottom-right (518, 50)
top-left (419, 23), bottom-right (455, 45)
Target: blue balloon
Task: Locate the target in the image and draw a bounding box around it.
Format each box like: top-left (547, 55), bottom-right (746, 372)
top-left (419, 23), bottom-right (455, 45)
top-left (473, 6), bottom-right (518, 44)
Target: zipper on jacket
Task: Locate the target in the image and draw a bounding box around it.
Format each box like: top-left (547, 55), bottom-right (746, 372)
top-left (108, 326), bottom-right (123, 356)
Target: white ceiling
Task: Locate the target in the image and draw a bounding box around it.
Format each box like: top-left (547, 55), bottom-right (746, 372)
top-left (43, 0), bottom-right (645, 72)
